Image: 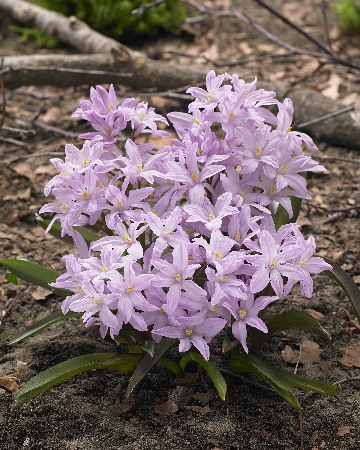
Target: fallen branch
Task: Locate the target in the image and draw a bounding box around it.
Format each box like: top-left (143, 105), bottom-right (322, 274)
top-left (2, 0), bottom-right (360, 150)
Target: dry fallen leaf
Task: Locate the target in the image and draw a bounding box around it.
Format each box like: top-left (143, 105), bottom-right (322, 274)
top-left (340, 345), bottom-right (360, 368)
top-left (3, 187), bottom-right (31, 201)
top-left (304, 309), bottom-right (325, 322)
top-left (337, 425), bottom-right (352, 437)
top-left (31, 286), bottom-right (52, 301)
top-left (0, 375), bottom-right (20, 393)
top-left (281, 340), bottom-right (322, 365)
top-left (185, 404), bottom-right (213, 414)
top-left (322, 73), bottom-right (342, 100)
top-left (192, 391), bottom-right (214, 406)
top-left (15, 360), bottom-right (28, 377)
top-left (154, 400), bottom-right (178, 415)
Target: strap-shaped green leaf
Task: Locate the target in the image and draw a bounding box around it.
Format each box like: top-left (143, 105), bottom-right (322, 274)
top-left (13, 353), bottom-right (114, 409)
top-left (125, 338), bottom-right (176, 398)
top-left (0, 259), bottom-right (59, 290)
top-left (13, 352), bottom-right (144, 409)
top-left (179, 351), bottom-right (227, 401)
top-left (37, 216), bottom-right (101, 245)
top-left (229, 353), bottom-right (340, 410)
top-left (324, 258), bottom-right (360, 320)
top-left (251, 310), bottom-right (330, 354)
top-left (8, 310), bottom-right (82, 346)
top-left (273, 196), bottom-right (302, 230)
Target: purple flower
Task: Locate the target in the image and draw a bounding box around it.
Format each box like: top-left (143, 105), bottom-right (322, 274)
top-left (152, 315), bottom-right (227, 360)
top-left (152, 242), bottom-right (206, 314)
top-left (183, 192), bottom-right (238, 231)
top-left (247, 229), bottom-right (304, 297)
top-left (224, 290), bottom-right (278, 353)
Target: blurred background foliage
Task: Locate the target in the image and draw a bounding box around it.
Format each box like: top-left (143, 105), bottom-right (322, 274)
top-left (10, 0), bottom-right (189, 47)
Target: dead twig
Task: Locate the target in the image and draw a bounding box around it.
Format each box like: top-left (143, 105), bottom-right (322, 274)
top-left (4, 150), bottom-right (64, 165)
top-left (0, 136), bottom-right (29, 148)
top-left (297, 105), bottom-right (355, 128)
top-left (131, 0), bottom-right (168, 16)
top-left (335, 375), bottom-right (360, 386)
top-left (253, 0), bottom-right (335, 57)
top-left (308, 203), bottom-right (360, 214)
top-left (314, 155), bottom-right (360, 165)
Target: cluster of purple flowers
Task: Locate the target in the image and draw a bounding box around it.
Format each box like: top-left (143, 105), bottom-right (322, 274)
top-left (42, 71), bottom-right (331, 360)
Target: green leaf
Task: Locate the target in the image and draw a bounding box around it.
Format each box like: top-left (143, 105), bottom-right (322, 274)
top-left (324, 258), bottom-right (360, 320)
top-left (13, 352), bottom-right (144, 409)
top-left (0, 259), bottom-right (59, 291)
top-left (179, 352), bottom-right (227, 401)
top-left (125, 338), bottom-right (175, 398)
top-left (99, 354), bottom-right (142, 372)
top-left (14, 353), bottom-right (115, 409)
top-left (36, 216), bottom-right (101, 245)
top-left (5, 272), bottom-right (18, 285)
top-left (8, 310), bottom-right (82, 346)
top-left (222, 334), bottom-right (239, 353)
top-left (273, 196), bottom-right (302, 230)
top-left (157, 357), bottom-right (182, 376)
top-left (251, 311), bottom-right (330, 354)
top-left (229, 353), bottom-right (340, 410)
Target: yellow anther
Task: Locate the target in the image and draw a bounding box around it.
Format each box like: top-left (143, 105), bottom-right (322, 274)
top-left (300, 259), bottom-right (307, 267)
top-left (239, 309), bottom-right (247, 319)
top-left (270, 185), bottom-right (277, 193)
top-left (98, 183), bottom-right (104, 188)
top-left (188, 255), bottom-right (194, 260)
top-left (239, 192), bottom-right (244, 197)
top-left (220, 275), bottom-right (227, 282)
top-left (81, 191), bottom-right (88, 198)
top-left (215, 251), bottom-right (221, 259)
top-left (185, 328), bottom-right (193, 335)
top-left (280, 164), bottom-right (287, 171)
top-left (76, 285), bottom-right (82, 291)
top-left (165, 231), bottom-right (171, 236)
top-left (175, 274), bottom-right (181, 281)
top-left (194, 119), bottom-right (200, 125)
top-left (117, 201), bottom-right (122, 207)
top-left (106, 128), bottom-right (111, 135)
top-left (210, 305), bottom-right (217, 312)
top-left (127, 286), bottom-right (133, 293)
top-left (124, 234), bottom-right (132, 243)
top-left (101, 266), bottom-right (108, 273)
top-left (191, 173), bottom-right (197, 181)
top-left (235, 231), bottom-right (241, 241)
top-left (207, 94), bottom-right (212, 100)
top-left (255, 146), bottom-right (261, 155)
top-left (137, 164), bottom-right (142, 170)
top-left (286, 126), bottom-right (292, 133)
top-left (83, 159), bottom-right (88, 166)
top-left (229, 112), bottom-right (234, 118)
top-left (109, 105), bottom-right (113, 111)
top-left (61, 204), bottom-right (69, 211)
top-left (270, 261), bottom-right (276, 268)
top-left (166, 178), bottom-right (172, 183)
top-left (152, 208), bottom-right (158, 215)
top-left (209, 213), bottom-right (215, 220)
top-left (198, 148), bottom-right (203, 156)
top-left (159, 307), bottom-right (165, 313)
top-left (93, 299), bottom-right (101, 305)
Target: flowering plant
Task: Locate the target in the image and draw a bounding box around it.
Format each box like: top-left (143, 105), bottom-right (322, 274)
top-left (2, 71), bottom-right (359, 410)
